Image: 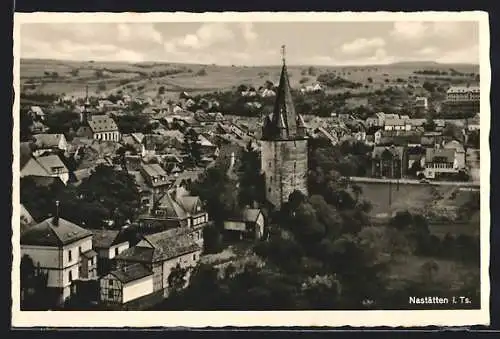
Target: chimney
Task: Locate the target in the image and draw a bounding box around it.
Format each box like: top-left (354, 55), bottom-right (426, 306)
top-left (52, 200), bottom-right (60, 226)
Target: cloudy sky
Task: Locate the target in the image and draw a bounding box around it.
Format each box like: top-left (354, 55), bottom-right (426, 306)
top-left (20, 21), bottom-right (479, 66)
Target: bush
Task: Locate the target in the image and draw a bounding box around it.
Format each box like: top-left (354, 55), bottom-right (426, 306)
top-left (299, 77), bottom-right (310, 84)
top-left (196, 69), bottom-right (208, 76)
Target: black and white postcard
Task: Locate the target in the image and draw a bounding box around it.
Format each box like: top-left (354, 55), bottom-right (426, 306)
top-left (11, 11), bottom-right (490, 327)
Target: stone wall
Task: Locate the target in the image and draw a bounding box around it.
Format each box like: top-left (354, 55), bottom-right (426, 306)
top-left (261, 139), bottom-right (308, 209)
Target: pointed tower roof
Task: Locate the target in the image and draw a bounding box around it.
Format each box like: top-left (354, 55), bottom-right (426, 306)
top-left (262, 46), bottom-right (306, 140)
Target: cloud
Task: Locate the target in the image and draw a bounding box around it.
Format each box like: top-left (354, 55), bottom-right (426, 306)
top-left (390, 22), bottom-right (428, 40)
top-left (116, 23), bottom-right (163, 44)
top-left (340, 37), bottom-right (386, 55)
top-left (240, 23), bottom-right (258, 43)
top-left (175, 23), bottom-right (235, 50)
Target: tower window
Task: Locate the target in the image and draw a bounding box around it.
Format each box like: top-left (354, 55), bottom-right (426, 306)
top-left (268, 161), bottom-right (272, 168)
top-left (268, 188), bottom-right (271, 193)
top-left (270, 176), bottom-right (273, 183)
top-left (294, 162), bottom-right (297, 170)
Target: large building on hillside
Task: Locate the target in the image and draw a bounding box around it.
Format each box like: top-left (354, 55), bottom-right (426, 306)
top-left (260, 47), bottom-right (308, 209)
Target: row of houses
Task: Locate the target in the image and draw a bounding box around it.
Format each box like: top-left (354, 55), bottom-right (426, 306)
top-left (371, 139), bottom-right (467, 179)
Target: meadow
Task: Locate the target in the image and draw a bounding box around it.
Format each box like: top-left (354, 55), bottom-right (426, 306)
top-left (20, 58), bottom-right (479, 100)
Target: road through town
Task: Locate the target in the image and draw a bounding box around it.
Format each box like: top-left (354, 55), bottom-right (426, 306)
top-left (349, 176), bottom-right (480, 187)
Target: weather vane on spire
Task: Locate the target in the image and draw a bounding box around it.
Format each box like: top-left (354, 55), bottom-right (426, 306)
top-left (281, 45), bottom-right (286, 65)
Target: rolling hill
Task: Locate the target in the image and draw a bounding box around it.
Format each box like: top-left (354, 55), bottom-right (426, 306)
top-left (20, 58), bottom-right (480, 100)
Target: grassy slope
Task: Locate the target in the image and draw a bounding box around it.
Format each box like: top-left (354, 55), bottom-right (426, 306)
top-left (20, 58), bottom-right (479, 99)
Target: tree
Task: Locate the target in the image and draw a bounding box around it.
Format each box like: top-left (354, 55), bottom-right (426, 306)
top-left (182, 128), bottom-right (202, 168)
top-left (168, 263), bottom-right (189, 293)
top-left (70, 69), bottom-right (79, 77)
top-left (423, 116), bottom-right (436, 131)
top-left (299, 77), bottom-right (310, 84)
top-left (44, 111), bottom-right (80, 134)
top-left (191, 166), bottom-right (239, 225)
top-left (442, 123), bottom-right (465, 143)
top-left (367, 77), bottom-right (373, 83)
top-left (237, 84), bottom-right (249, 92)
top-left (77, 164), bottom-right (140, 227)
top-left (238, 141), bottom-right (264, 206)
top-left (308, 66), bottom-right (317, 76)
top-left (158, 86), bottom-right (166, 95)
top-left (196, 69), bottom-right (207, 76)
top-left (20, 109), bottom-right (33, 142)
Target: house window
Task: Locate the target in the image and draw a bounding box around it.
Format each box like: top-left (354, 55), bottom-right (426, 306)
top-left (88, 259), bottom-right (92, 266)
top-left (68, 271), bottom-right (73, 282)
top-left (79, 247), bottom-right (82, 254)
top-left (193, 254), bottom-right (197, 261)
top-left (115, 247), bottom-right (119, 257)
top-left (109, 280), bottom-right (113, 286)
top-left (68, 250), bottom-right (72, 262)
top-left (108, 290), bottom-right (113, 299)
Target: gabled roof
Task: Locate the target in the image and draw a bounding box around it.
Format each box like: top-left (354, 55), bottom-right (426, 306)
top-left (227, 208), bottom-right (262, 223)
top-left (20, 142), bottom-right (34, 168)
top-left (426, 148), bottom-right (456, 163)
top-left (36, 155), bottom-right (68, 173)
top-left (89, 229), bottom-right (128, 248)
top-left (30, 106), bottom-right (45, 115)
top-left (176, 196), bottom-right (200, 215)
top-left (141, 230), bottom-right (201, 262)
top-left (385, 118), bottom-right (406, 126)
top-left (157, 192), bottom-right (189, 219)
top-left (109, 263), bottom-right (152, 284)
top-left (115, 246), bottom-right (155, 263)
top-left (87, 115), bottom-right (119, 133)
top-left (443, 140), bottom-right (465, 153)
top-left (33, 134), bottom-right (65, 149)
top-left (141, 163), bottom-right (167, 179)
top-left (21, 217), bottom-right (92, 247)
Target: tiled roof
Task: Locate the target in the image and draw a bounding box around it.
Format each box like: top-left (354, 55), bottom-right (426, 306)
top-left (426, 148), bottom-right (456, 163)
top-left (143, 230), bottom-right (201, 262)
top-left (447, 86), bottom-right (480, 94)
top-left (21, 217), bottom-right (92, 247)
top-left (385, 118), bottom-right (406, 126)
top-left (227, 208), bottom-right (262, 223)
top-left (157, 192), bottom-right (189, 219)
top-left (89, 229), bottom-right (127, 248)
top-left (109, 263), bottom-right (152, 284)
top-left (141, 163), bottom-right (167, 179)
top-left (115, 246), bottom-right (155, 263)
top-left (30, 106), bottom-right (44, 115)
top-left (36, 155), bottom-right (68, 173)
top-left (87, 115), bottom-right (119, 133)
top-left (20, 142), bottom-right (34, 168)
top-left (33, 134), bottom-right (64, 149)
top-left (176, 196), bottom-right (200, 215)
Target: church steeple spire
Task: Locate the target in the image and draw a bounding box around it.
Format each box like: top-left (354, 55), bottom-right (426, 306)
top-left (262, 45), bottom-right (307, 140)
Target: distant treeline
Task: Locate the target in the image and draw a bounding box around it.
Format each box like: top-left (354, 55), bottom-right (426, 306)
top-left (413, 69), bottom-right (477, 77)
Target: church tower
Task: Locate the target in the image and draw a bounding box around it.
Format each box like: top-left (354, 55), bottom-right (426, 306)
top-left (80, 84), bottom-right (91, 124)
top-left (261, 46), bottom-right (308, 209)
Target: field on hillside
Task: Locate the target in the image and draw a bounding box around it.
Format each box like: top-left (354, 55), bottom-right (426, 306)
top-left (20, 59), bottom-right (479, 99)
